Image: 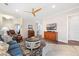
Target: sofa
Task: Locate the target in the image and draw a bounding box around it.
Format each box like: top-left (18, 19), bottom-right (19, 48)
top-left (0, 35), bottom-right (23, 56)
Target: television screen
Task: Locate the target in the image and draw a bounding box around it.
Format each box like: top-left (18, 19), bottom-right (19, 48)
top-left (46, 23), bottom-right (57, 30)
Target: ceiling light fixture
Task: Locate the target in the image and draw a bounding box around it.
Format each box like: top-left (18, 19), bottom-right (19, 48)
top-left (52, 5), bottom-right (56, 8)
top-left (15, 9), bottom-right (19, 12)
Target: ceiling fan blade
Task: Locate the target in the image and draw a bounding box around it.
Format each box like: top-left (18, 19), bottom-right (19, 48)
top-left (32, 12), bottom-right (36, 16)
top-left (34, 8), bottom-right (42, 13)
top-left (24, 8), bottom-right (41, 17)
top-left (24, 11), bottom-right (32, 13)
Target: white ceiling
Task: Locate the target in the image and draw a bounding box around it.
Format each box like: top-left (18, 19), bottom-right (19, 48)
top-left (0, 3), bottom-right (79, 19)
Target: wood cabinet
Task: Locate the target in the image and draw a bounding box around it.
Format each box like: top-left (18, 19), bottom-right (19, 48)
top-left (16, 34), bottom-right (23, 43)
top-left (44, 31), bottom-right (57, 42)
top-left (28, 30), bottom-right (35, 38)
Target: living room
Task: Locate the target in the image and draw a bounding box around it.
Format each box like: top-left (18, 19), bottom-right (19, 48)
top-left (0, 3), bottom-right (79, 56)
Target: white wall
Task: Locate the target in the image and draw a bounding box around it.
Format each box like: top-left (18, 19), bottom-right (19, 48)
top-left (42, 15), bottom-right (68, 43)
top-left (21, 17), bottom-right (43, 38)
top-left (0, 13), bottom-right (43, 38)
top-left (21, 18), bottom-right (36, 38)
top-left (1, 7), bottom-right (79, 43)
top-left (42, 7), bottom-right (79, 43)
top-left (0, 13), bottom-right (23, 35)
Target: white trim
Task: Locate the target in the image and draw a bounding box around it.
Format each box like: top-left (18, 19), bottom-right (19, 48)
top-left (66, 16), bottom-right (69, 43)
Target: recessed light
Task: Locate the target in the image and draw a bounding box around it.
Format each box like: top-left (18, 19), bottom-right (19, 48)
top-left (52, 5), bottom-right (56, 8)
top-left (15, 9), bottom-right (19, 12)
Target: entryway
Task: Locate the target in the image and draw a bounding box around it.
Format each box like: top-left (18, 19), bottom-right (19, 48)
top-left (68, 13), bottom-right (79, 45)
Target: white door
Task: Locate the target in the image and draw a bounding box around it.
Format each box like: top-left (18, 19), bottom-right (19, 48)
top-left (68, 14), bottom-right (79, 41)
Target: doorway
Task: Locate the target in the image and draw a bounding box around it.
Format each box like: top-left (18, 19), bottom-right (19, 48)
top-left (68, 14), bottom-right (79, 45)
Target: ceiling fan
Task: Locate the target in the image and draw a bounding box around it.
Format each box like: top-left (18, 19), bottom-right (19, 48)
top-left (24, 8), bottom-right (42, 16)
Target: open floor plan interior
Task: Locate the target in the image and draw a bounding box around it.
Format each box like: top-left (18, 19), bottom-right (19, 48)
top-left (0, 3), bottom-right (79, 56)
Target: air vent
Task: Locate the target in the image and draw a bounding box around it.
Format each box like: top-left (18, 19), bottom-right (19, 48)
top-left (4, 3), bottom-right (8, 6)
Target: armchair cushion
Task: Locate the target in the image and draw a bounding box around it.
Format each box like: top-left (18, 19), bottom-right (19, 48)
top-left (8, 40), bottom-right (23, 56)
top-left (8, 48), bottom-right (23, 56)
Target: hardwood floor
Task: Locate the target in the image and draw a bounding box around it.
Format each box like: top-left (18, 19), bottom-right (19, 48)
top-left (68, 40), bottom-right (79, 46)
top-left (56, 40), bottom-right (79, 46)
top-left (44, 39), bottom-right (79, 46)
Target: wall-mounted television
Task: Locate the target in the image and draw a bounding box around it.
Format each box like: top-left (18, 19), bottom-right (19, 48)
top-left (46, 23), bottom-right (57, 31)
